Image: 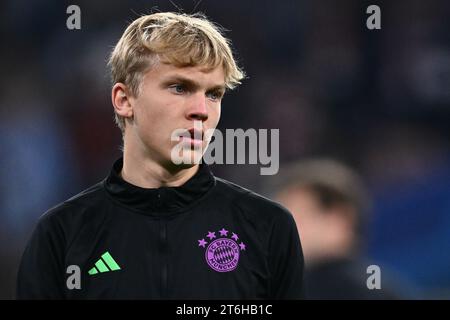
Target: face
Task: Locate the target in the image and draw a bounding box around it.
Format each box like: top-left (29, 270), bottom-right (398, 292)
top-left (125, 61), bottom-right (225, 169)
top-left (277, 187), bottom-right (356, 263)
top-left (277, 188), bottom-right (327, 261)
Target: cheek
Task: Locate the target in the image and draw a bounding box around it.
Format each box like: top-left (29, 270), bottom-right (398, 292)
top-left (208, 105), bottom-right (221, 127)
top-left (135, 93), bottom-right (173, 126)
top-left (132, 100), bottom-right (168, 142)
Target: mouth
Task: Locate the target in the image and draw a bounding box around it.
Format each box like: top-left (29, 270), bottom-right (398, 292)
top-left (187, 128), bottom-right (204, 141)
top-left (177, 128), bottom-right (204, 148)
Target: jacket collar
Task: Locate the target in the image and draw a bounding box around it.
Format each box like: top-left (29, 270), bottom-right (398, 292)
top-left (104, 158), bottom-right (215, 215)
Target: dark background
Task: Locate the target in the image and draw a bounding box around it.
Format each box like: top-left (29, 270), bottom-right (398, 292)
top-left (1, 0), bottom-right (449, 299)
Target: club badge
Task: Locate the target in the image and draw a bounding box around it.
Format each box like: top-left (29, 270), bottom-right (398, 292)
top-left (197, 228), bottom-right (246, 272)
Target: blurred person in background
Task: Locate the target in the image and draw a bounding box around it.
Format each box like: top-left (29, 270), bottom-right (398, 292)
top-left (272, 159), bottom-right (413, 299)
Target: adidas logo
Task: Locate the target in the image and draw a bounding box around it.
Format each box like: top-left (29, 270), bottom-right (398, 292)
top-left (88, 251), bottom-right (121, 275)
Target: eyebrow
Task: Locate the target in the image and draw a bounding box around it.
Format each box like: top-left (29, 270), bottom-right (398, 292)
top-left (160, 75), bottom-right (226, 92)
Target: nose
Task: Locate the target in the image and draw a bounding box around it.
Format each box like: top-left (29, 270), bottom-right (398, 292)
top-left (186, 93), bottom-right (208, 121)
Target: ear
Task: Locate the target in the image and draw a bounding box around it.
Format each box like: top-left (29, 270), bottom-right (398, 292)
top-left (111, 83), bottom-right (133, 119)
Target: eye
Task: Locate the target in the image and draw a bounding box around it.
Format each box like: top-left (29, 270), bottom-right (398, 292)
top-left (206, 91), bottom-right (223, 101)
top-left (169, 84), bottom-right (186, 94)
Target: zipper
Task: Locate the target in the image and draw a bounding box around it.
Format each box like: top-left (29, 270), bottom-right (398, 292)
top-left (160, 219), bottom-right (168, 299)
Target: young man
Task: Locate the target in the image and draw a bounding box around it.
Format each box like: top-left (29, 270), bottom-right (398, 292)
top-left (16, 12), bottom-right (304, 299)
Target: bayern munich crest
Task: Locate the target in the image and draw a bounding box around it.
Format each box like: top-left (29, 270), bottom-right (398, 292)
top-left (197, 228), bottom-right (246, 272)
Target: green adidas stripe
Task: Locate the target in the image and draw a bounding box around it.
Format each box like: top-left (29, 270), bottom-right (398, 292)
top-left (101, 252), bottom-right (121, 271)
top-left (95, 259), bottom-right (109, 273)
top-left (88, 267), bottom-right (98, 275)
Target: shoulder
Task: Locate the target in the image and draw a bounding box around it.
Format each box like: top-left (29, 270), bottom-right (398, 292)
top-left (36, 181), bottom-right (107, 233)
top-left (213, 177), bottom-right (294, 224)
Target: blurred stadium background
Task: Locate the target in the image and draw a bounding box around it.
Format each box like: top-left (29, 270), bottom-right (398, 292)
top-left (0, 0), bottom-right (449, 299)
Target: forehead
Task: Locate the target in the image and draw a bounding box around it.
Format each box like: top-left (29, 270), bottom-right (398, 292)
top-left (142, 60), bottom-right (225, 87)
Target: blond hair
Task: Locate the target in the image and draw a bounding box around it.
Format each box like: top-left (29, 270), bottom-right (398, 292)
top-left (108, 12), bottom-right (245, 134)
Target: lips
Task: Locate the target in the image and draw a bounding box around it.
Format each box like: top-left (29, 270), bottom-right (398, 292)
top-left (187, 128), bottom-right (204, 141)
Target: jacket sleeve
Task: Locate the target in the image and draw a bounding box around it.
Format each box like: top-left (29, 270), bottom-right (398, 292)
top-left (268, 209), bottom-right (304, 299)
top-left (16, 213), bottom-right (66, 299)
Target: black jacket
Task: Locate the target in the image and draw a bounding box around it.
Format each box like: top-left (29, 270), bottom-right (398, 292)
top-left (16, 158), bottom-right (304, 299)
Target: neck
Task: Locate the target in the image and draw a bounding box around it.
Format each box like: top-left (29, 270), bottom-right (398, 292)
top-left (121, 141), bottom-right (199, 189)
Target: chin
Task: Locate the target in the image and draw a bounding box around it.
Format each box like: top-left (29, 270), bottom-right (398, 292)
top-left (170, 142), bottom-right (205, 165)
top-left (175, 162), bottom-right (198, 170)
top-left (166, 148), bottom-right (204, 170)
top-left (180, 150), bottom-right (204, 166)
